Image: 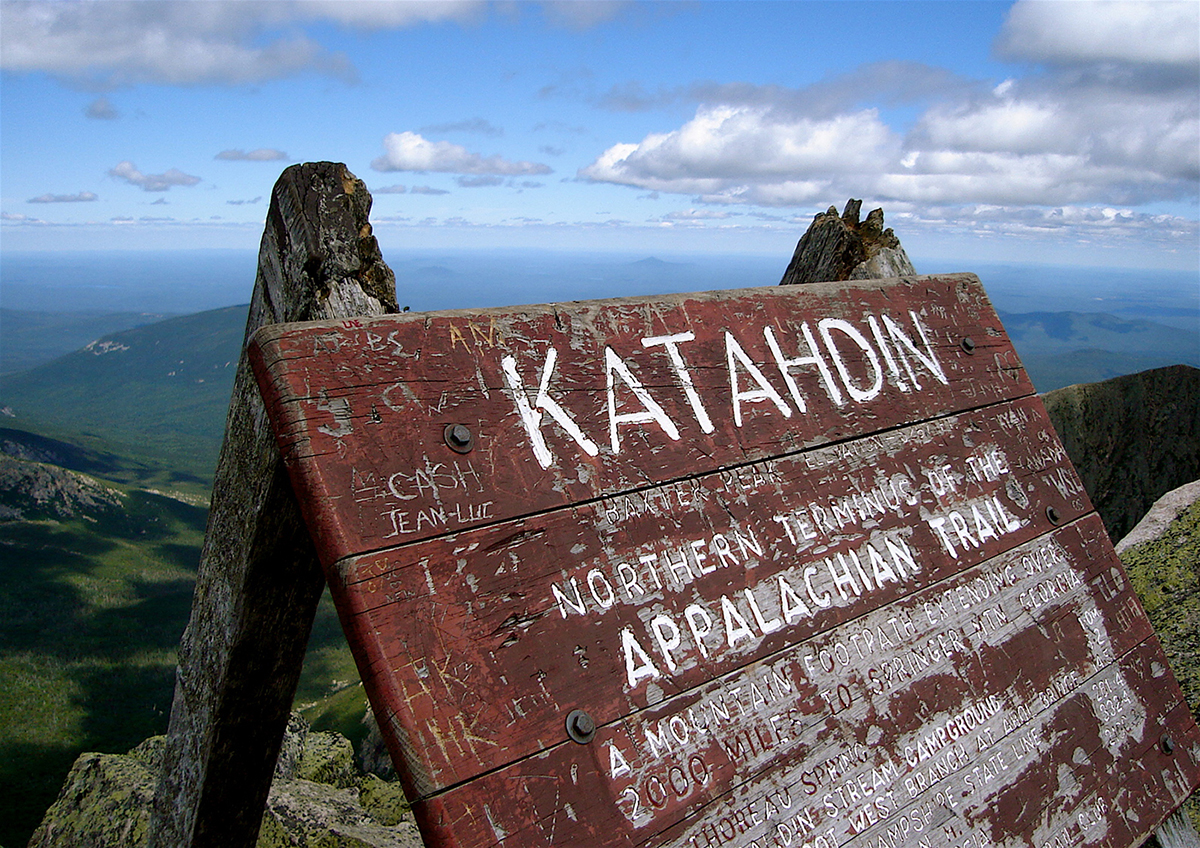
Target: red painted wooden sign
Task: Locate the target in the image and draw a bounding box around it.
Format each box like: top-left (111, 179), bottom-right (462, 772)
top-left (250, 274), bottom-right (1200, 848)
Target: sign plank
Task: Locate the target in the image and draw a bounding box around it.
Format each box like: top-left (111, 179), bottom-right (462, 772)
top-left (249, 274), bottom-right (1199, 848)
top-left (250, 274), bottom-right (1028, 561)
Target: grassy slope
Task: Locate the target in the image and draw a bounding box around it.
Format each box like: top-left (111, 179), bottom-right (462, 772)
top-left (0, 483), bottom-right (205, 847)
top-left (0, 455), bottom-right (364, 848)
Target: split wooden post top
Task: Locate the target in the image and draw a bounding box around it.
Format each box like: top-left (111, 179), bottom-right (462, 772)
top-left (148, 161), bottom-right (399, 848)
top-left (250, 274), bottom-right (1200, 848)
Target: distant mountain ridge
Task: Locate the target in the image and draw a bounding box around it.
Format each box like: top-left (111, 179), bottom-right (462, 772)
top-left (999, 310), bottom-right (1196, 355)
top-left (1000, 310), bottom-right (1199, 391)
top-left (1, 308), bottom-right (176, 376)
top-left (0, 294), bottom-right (1195, 498)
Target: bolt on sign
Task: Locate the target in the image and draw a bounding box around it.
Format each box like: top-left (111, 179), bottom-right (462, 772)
top-left (250, 274), bottom-right (1200, 848)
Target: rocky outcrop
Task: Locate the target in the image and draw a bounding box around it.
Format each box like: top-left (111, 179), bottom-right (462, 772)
top-left (0, 454), bottom-right (124, 521)
top-left (1042, 365), bottom-right (1200, 541)
top-left (358, 709), bottom-right (397, 782)
top-left (28, 714), bottom-right (422, 848)
top-left (1118, 479), bottom-right (1200, 719)
top-left (25, 739), bottom-right (161, 848)
top-left (1117, 479), bottom-right (1200, 554)
top-left (779, 199), bottom-right (916, 285)
top-left (1117, 480), bottom-right (1200, 837)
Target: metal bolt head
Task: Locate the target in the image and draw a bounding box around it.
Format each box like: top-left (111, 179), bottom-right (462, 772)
top-left (1046, 505), bottom-right (1061, 525)
top-left (566, 709), bottom-right (596, 744)
top-left (1162, 734), bottom-right (1175, 755)
top-left (960, 337), bottom-right (976, 354)
top-left (444, 423), bottom-right (473, 454)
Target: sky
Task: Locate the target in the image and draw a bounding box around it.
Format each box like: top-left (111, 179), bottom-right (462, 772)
top-left (1, 0), bottom-right (1197, 269)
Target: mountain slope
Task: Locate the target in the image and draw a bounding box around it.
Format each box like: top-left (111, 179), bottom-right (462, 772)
top-left (1, 309), bottom-right (176, 376)
top-left (0, 305), bottom-right (248, 490)
top-left (999, 310), bottom-right (1196, 356)
top-left (1043, 364), bottom-right (1200, 540)
top-left (0, 444), bottom-right (358, 848)
top-left (0, 455), bottom-right (207, 848)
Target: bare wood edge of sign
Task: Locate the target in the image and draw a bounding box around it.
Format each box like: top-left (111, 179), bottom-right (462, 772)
top-left (147, 162), bottom-right (398, 848)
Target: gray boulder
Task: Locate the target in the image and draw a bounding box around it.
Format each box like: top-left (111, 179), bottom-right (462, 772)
top-left (28, 715), bottom-right (422, 848)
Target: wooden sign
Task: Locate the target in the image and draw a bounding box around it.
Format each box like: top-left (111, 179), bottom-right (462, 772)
top-left (249, 274), bottom-right (1200, 848)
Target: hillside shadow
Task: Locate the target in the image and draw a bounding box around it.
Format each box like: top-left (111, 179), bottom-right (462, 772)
top-left (73, 660), bottom-right (177, 755)
top-left (0, 503), bottom-right (200, 847)
top-left (0, 524), bottom-right (109, 653)
top-left (294, 589), bottom-right (360, 704)
top-left (0, 571), bottom-right (194, 847)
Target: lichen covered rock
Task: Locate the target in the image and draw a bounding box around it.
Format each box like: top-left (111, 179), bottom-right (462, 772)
top-left (296, 730), bottom-right (358, 789)
top-left (259, 778), bottom-right (420, 848)
top-left (28, 715), bottom-right (420, 848)
top-left (27, 750), bottom-right (156, 848)
top-left (1118, 479), bottom-right (1200, 835)
top-left (358, 775), bottom-right (409, 827)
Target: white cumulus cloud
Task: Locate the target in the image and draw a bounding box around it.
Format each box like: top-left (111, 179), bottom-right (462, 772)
top-left (0, 1), bottom-right (356, 86)
top-left (2, 211), bottom-right (45, 223)
top-left (581, 7), bottom-right (1198, 214)
top-left (580, 105), bottom-right (897, 204)
top-left (663, 209), bottom-right (733, 221)
top-left (372, 132), bottom-right (552, 176)
top-left (298, 1), bottom-right (484, 29)
top-left (0, 1), bottom-right (503, 87)
top-left (996, 0), bottom-right (1199, 68)
top-left (109, 161), bottom-right (201, 192)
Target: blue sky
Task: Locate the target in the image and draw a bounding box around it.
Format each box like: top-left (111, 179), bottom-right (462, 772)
top-left (1, 0), bottom-right (1197, 269)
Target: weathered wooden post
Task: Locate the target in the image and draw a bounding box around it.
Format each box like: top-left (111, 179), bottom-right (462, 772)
top-left (148, 162), bottom-right (398, 848)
